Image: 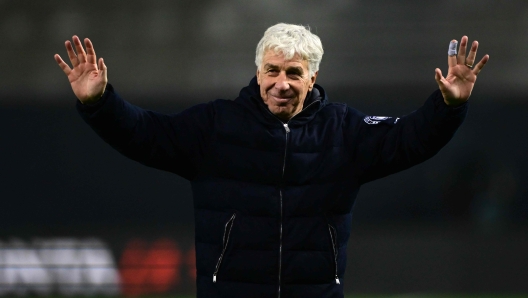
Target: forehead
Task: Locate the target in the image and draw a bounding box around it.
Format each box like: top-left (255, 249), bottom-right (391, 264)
top-left (261, 50), bottom-right (308, 69)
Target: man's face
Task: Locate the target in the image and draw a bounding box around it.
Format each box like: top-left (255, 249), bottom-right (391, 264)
top-left (257, 50), bottom-right (318, 121)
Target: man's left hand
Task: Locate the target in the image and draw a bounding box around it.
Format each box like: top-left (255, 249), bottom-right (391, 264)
top-left (435, 36), bottom-right (489, 106)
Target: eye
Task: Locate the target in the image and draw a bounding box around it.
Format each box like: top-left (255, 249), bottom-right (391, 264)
top-left (287, 72), bottom-right (302, 79)
top-left (266, 69), bottom-right (279, 76)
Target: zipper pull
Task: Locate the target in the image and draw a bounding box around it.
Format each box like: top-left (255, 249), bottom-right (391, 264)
top-left (283, 123), bottom-right (290, 133)
top-left (335, 276), bottom-right (340, 284)
top-left (213, 274), bottom-right (217, 283)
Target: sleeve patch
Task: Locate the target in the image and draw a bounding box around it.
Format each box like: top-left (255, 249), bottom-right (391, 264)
top-left (363, 116), bottom-right (400, 125)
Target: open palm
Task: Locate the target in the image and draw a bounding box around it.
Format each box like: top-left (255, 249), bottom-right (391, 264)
top-left (54, 36), bottom-right (107, 104)
top-left (435, 36), bottom-right (489, 106)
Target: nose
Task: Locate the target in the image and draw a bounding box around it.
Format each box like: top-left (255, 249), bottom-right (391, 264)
top-left (274, 71), bottom-right (290, 91)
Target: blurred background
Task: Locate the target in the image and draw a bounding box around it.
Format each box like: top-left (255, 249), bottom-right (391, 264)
top-left (1, 0), bottom-right (527, 297)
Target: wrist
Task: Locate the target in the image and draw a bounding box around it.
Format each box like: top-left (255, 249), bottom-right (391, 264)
top-left (443, 98), bottom-right (466, 107)
top-left (79, 85), bottom-right (107, 105)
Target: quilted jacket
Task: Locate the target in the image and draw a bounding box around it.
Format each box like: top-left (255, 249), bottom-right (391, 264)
top-left (77, 77), bottom-right (467, 298)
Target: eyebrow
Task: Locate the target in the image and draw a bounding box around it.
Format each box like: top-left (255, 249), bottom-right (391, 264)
top-left (264, 64), bottom-right (304, 75)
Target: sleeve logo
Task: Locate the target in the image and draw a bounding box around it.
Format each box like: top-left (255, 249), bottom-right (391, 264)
top-left (363, 116), bottom-right (396, 125)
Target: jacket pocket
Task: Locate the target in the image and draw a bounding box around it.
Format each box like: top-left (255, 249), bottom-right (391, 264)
top-left (213, 213), bottom-right (236, 283)
top-left (328, 224), bottom-right (340, 284)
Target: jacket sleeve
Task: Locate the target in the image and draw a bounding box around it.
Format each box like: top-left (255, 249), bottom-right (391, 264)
top-left (76, 84), bottom-right (214, 180)
top-left (345, 89), bottom-right (468, 184)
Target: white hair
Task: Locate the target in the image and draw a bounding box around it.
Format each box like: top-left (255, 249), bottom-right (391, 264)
top-left (255, 23), bottom-right (324, 77)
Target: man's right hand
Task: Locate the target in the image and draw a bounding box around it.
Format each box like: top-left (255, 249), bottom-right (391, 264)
top-left (54, 36), bottom-right (108, 104)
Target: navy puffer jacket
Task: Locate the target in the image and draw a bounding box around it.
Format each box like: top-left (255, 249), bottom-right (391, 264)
top-left (77, 77), bottom-right (467, 298)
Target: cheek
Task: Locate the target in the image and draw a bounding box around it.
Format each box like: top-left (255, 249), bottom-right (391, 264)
top-left (259, 84), bottom-right (267, 97)
top-left (259, 80), bottom-right (273, 95)
top-left (300, 80), bottom-right (311, 95)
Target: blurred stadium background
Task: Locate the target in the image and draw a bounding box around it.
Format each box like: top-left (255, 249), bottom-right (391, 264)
top-left (1, 0), bottom-right (528, 297)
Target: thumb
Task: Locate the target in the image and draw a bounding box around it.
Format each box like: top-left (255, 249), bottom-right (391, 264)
top-left (434, 68), bottom-right (446, 88)
top-left (98, 57), bottom-right (108, 80)
top-left (98, 57), bottom-right (108, 95)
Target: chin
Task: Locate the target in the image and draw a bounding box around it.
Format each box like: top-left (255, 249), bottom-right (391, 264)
top-left (273, 111), bottom-right (292, 121)
top-left (266, 102), bottom-right (295, 120)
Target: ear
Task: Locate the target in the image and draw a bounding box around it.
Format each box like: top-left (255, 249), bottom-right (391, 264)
top-left (256, 68), bottom-right (261, 85)
top-left (309, 71), bottom-right (318, 91)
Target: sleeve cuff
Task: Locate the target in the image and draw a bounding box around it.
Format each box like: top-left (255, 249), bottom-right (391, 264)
top-left (76, 83), bottom-right (113, 113)
top-left (431, 89), bottom-right (469, 117)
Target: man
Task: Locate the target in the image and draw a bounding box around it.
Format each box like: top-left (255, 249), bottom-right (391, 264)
top-left (55, 23), bottom-right (488, 298)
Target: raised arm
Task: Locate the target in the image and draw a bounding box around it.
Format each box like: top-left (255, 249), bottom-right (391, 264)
top-left (55, 36), bottom-right (214, 180)
top-left (54, 36), bottom-right (107, 104)
top-left (352, 36), bottom-right (489, 184)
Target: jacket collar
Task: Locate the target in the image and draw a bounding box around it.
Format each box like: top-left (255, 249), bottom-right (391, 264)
top-left (235, 76), bottom-right (328, 126)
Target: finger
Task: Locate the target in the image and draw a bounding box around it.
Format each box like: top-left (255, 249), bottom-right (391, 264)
top-left (98, 58), bottom-right (109, 90)
top-left (85, 38), bottom-right (97, 65)
top-left (472, 54), bottom-right (489, 76)
top-left (54, 54), bottom-right (72, 76)
top-left (448, 39), bottom-right (457, 67)
top-left (99, 58), bottom-right (108, 78)
top-left (72, 35), bottom-right (87, 64)
top-left (457, 36), bottom-right (468, 65)
top-left (98, 57), bottom-right (107, 70)
top-left (65, 40), bottom-right (79, 67)
top-left (434, 68), bottom-right (444, 85)
top-left (465, 41), bottom-right (478, 66)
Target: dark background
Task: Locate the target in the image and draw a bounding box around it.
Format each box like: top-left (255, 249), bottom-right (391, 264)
top-left (1, 0), bottom-right (527, 295)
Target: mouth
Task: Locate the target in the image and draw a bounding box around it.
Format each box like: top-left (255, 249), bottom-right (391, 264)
top-left (270, 94), bottom-right (293, 104)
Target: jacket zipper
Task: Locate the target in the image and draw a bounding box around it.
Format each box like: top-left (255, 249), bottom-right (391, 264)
top-left (278, 123), bottom-right (289, 298)
top-left (213, 213), bottom-right (236, 282)
top-left (262, 99), bottom-right (320, 298)
top-left (328, 224), bottom-right (340, 284)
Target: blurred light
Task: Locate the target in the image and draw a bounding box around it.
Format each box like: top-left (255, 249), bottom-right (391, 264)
top-left (0, 238), bottom-right (120, 296)
top-left (119, 238), bottom-right (183, 297)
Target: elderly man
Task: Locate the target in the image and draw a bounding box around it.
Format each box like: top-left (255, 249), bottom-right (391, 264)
top-left (55, 23), bottom-right (488, 298)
